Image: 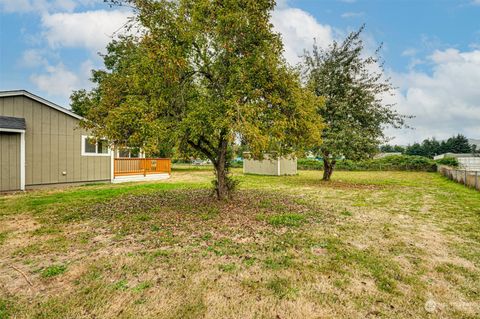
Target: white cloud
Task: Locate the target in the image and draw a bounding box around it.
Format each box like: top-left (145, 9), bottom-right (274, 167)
top-left (0, 0), bottom-right (94, 14)
top-left (401, 48), bottom-right (417, 57)
top-left (271, 2), bottom-right (479, 144)
top-left (19, 49), bottom-right (48, 68)
top-left (0, 0), bottom-right (35, 13)
top-left (272, 7), bottom-right (334, 65)
top-left (5, 4), bottom-right (132, 93)
top-left (388, 49), bottom-right (480, 144)
top-left (3, 1), bottom-right (132, 104)
top-left (469, 42), bottom-right (480, 50)
top-left (407, 58), bottom-right (424, 71)
top-left (8, 0), bottom-right (478, 145)
top-left (271, 4), bottom-right (480, 144)
top-left (41, 10), bottom-right (131, 54)
top-left (341, 11), bottom-right (364, 18)
top-left (30, 59), bottom-right (93, 98)
top-left (30, 63), bottom-right (80, 97)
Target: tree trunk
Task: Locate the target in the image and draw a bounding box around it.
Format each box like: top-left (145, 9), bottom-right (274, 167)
top-left (323, 158), bottom-right (336, 181)
top-left (187, 133), bottom-right (231, 200)
top-left (214, 137), bottom-right (229, 200)
top-left (214, 160), bottom-right (229, 200)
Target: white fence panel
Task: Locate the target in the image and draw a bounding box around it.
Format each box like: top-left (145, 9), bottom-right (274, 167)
top-left (437, 165), bottom-right (479, 191)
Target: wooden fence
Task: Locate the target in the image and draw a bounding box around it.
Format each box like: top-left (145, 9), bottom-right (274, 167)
top-left (437, 165), bottom-right (479, 191)
top-left (114, 158), bottom-right (171, 177)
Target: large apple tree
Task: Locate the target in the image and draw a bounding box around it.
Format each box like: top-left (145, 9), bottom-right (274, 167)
top-left (72, 0), bottom-right (323, 199)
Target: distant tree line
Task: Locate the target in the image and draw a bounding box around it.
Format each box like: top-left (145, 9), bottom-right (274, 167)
top-left (379, 144), bottom-right (405, 153)
top-left (380, 134), bottom-right (476, 158)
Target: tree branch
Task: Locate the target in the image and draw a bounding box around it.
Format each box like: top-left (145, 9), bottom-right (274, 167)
top-left (187, 139), bottom-right (217, 164)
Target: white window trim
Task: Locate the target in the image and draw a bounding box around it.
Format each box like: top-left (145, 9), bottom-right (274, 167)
top-left (81, 135), bottom-right (111, 157)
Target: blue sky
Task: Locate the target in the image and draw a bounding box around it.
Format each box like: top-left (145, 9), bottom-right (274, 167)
top-left (293, 0), bottom-right (480, 72)
top-left (1, 0), bottom-right (480, 144)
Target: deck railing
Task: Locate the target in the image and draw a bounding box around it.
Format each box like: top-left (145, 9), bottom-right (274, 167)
top-left (114, 158), bottom-right (171, 177)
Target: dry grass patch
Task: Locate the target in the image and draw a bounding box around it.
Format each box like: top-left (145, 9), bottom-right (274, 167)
top-left (0, 170), bottom-right (479, 318)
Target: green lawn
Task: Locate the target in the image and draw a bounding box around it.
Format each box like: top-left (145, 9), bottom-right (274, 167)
top-left (0, 169), bottom-right (479, 318)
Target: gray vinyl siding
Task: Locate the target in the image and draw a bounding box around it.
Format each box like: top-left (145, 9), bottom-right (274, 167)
top-left (0, 95), bottom-right (111, 188)
top-left (0, 133), bottom-right (20, 191)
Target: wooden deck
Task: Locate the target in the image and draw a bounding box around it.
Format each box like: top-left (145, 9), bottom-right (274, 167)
top-left (114, 158), bottom-right (171, 179)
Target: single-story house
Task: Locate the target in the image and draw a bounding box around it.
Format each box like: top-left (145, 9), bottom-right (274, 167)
top-left (0, 90), bottom-right (170, 192)
top-left (434, 153), bottom-right (480, 171)
top-left (243, 152), bottom-right (297, 176)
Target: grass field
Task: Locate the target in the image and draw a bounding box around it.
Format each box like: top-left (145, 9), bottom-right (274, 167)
top-left (0, 169), bottom-right (479, 318)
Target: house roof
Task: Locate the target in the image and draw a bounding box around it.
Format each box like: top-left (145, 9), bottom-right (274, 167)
top-left (0, 116), bottom-right (26, 130)
top-left (434, 153), bottom-right (476, 160)
top-left (0, 90), bottom-right (83, 120)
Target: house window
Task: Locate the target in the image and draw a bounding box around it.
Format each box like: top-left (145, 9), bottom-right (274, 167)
top-left (130, 148), bottom-right (140, 158)
top-left (84, 138), bottom-right (97, 153)
top-left (81, 136), bottom-right (111, 156)
top-left (118, 149), bottom-right (130, 158)
top-left (118, 147), bottom-right (141, 158)
top-left (97, 139), bottom-right (109, 154)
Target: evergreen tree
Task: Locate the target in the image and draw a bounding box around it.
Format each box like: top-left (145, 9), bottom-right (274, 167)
top-left (406, 143), bottom-right (424, 156)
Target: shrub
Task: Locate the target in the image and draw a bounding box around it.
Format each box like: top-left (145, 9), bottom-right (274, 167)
top-left (435, 157), bottom-right (459, 167)
top-left (356, 155), bottom-right (437, 171)
top-left (298, 155), bottom-right (437, 172)
top-left (171, 158), bottom-right (191, 164)
top-left (297, 159), bottom-right (323, 170)
top-left (230, 160), bottom-right (243, 168)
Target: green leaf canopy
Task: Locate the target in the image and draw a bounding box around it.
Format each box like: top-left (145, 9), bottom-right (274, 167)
top-left (75, 0), bottom-right (323, 160)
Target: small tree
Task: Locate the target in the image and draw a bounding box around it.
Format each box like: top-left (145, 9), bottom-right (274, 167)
top-left (72, 0), bottom-right (323, 199)
top-left (303, 25), bottom-right (407, 180)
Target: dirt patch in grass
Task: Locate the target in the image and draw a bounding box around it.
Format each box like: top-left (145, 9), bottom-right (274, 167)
top-left (0, 214), bottom-right (39, 234)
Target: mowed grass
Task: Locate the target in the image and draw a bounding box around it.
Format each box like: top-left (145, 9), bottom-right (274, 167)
top-left (0, 169), bottom-right (479, 318)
